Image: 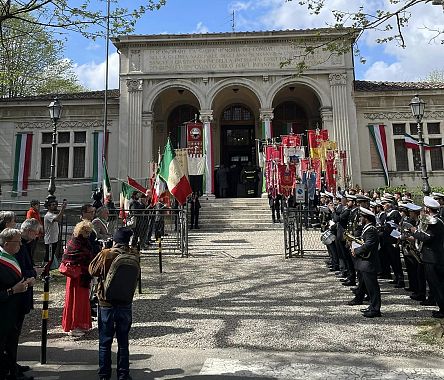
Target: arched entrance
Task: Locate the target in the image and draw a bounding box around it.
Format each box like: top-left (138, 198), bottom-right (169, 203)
top-left (219, 103), bottom-right (257, 197)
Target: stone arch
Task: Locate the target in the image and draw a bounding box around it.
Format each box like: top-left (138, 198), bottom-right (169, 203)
top-left (266, 76), bottom-right (330, 109)
top-left (206, 78), bottom-right (264, 110)
top-left (145, 79), bottom-right (205, 111)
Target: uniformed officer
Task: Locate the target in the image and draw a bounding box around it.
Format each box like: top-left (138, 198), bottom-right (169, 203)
top-left (411, 196), bottom-right (444, 318)
top-left (352, 207), bottom-right (382, 318)
top-left (432, 192), bottom-right (444, 221)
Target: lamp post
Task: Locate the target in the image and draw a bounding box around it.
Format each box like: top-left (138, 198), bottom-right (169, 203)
top-left (409, 94), bottom-right (430, 195)
top-left (47, 97), bottom-right (63, 201)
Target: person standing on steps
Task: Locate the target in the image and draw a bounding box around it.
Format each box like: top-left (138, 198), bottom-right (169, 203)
top-left (189, 192), bottom-right (201, 229)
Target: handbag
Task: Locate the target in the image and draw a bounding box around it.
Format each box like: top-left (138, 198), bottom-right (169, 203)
top-left (59, 261), bottom-right (82, 279)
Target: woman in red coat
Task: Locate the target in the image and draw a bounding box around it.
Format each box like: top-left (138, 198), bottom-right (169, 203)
top-left (61, 220), bottom-right (94, 336)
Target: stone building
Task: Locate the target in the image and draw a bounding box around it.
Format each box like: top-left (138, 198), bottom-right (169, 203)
top-left (0, 29), bottom-right (443, 203)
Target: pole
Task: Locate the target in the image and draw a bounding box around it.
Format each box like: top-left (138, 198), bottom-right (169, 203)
top-left (40, 268), bottom-right (50, 363)
top-left (417, 119), bottom-right (431, 195)
top-left (103, 0), bottom-right (111, 162)
top-left (48, 119), bottom-right (57, 197)
top-left (158, 237), bottom-right (162, 273)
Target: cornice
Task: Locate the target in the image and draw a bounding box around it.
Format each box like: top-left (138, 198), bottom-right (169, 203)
top-left (363, 111), bottom-right (444, 120)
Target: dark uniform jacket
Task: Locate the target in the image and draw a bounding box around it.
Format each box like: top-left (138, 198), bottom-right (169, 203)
top-left (0, 252), bottom-right (23, 336)
top-left (354, 223), bottom-right (381, 273)
top-left (413, 216), bottom-right (444, 265)
top-left (333, 204), bottom-right (350, 241)
top-left (15, 239), bottom-right (37, 315)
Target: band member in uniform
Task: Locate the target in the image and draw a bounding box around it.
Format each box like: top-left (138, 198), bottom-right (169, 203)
top-left (331, 194), bottom-right (349, 280)
top-left (381, 196), bottom-right (404, 287)
top-left (432, 192), bottom-right (444, 221)
top-left (340, 194), bottom-right (356, 286)
top-left (411, 196), bottom-right (444, 318)
top-left (351, 207), bottom-right (382, 318)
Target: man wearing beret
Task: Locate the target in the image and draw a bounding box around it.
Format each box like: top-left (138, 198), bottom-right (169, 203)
top-left (411, 196), bottom-right (444, 319)
top-left (89, 227), bottom-right (140, 380)
top-left (351, 207), bottom-right (382, 318)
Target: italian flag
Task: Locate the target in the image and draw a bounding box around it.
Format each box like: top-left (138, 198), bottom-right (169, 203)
top-left (119, 182), bottom-right (134, 220)
top-left (127, 176), bottom-right (147, 194)
top-left (12, 133), bottom-right (33, 197)
top-left (159, 138), bottom-right (192, 205)
top-left (368, 124), bottom-right (390, 186)
top-left (404, 133), bottom-right (443, 150)
top-left (103, 159), bottom-right (112, 202)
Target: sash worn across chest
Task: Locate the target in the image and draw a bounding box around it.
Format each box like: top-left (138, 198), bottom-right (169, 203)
top-left (0, 248), bottom-right (22, 278)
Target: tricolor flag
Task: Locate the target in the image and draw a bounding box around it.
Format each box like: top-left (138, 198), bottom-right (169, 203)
top-left (92, 131), bottom-right (104, 188)
top-left (119, 182), bottom-right (134, 220)
top-left (127, 176), bottom-right (147, 194)
top-left (404, 133), bottom-right (444, 150)
top-left (368, 124), bottom-right (390, 186)
top-left (12, 133), bottom-right (33, 197)
top-left (102, 159), bottom-right (112, 203)
top-left (159, 138), bottom-right (193, 205)
top-left (152, 174), bottom-right (167, 206)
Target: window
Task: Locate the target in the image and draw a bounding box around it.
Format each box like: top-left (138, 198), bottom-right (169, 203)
top-left (429, 138), bottom-right (443, 170)
top-left (392, 123), bottom-right (406, 135)
top-left (40, 131), bottom-right (86, 179)
top-left (427, 122), bottom-right (441, 135)
top-left (394, 140), bottom-right (409, 171)
top-left (412, 149), bottom-right (421, 171)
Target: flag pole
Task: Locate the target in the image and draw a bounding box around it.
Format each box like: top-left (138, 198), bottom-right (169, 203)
top-left (103, 0), bottom-right (111, 163)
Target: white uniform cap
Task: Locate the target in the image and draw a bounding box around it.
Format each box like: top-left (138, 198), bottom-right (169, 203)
top-left (336, 193), bottom-right (343, 199)
top-left (359, 206), bottom-right (375, 218)
top-left (432, 192), bottom-right (444, 199)
top-left (345, 193), bottom-right (357, 200)
top-left (424, 196), bottom-right (440, 209)
top-left (325, 191), bottom-right (334, 198)
top-left (404, 203), bottom-right (422, 212)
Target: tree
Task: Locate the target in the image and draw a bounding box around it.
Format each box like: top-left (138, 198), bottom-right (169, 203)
top-left (0, 14), bottom-right (86, 97)
top-left (284, 0), bottom-right (444, 72)
top-left (0, 1), bottom-right (166, 40)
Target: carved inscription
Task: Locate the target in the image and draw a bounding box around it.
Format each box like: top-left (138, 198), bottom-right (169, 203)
top-left (144, 44), bottom-right (339, 72)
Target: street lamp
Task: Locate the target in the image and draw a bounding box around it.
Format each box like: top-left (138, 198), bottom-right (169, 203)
top-left (47, 97), bottom-right (63, 200)
top-left (409, 94), bottom-right (430, 195)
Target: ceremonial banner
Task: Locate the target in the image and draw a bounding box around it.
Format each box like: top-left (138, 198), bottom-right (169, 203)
top-left (311, 158), bottom-right (322, 190)
top-left (308, 129), bottom-right (329, 158)
top-left (368, 124), bottom-right (390, 186)
top-left (325, 157), bottom-right (336, 192)
top-left (127, 176), bottom-right (147, 194)
top-left (175, 148), bottom-right (190, 178)
top-left (265, 145), bottom-right (283, 162)
top-left (278, 164), bottom-right (296, 198)
top-left (187, 123), bottom-right (203, 154)
top-left (319, 140), bottom-right (337, 170)
top-left (12, 133), bottom-right (33, 197)
top-left (283, 146), bottom-right (305, 164)
top-left (281, 134), bottom-right (302, 147)
top-left (188, 155), bottom-right (206, 175)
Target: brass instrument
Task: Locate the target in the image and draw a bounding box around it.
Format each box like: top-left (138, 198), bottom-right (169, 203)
top-left (345, 231), bottom-right (371, 259)
top-left (415, 214), bottom-right (438, 252)
top-left (398, 221), bottom-right (422, 264)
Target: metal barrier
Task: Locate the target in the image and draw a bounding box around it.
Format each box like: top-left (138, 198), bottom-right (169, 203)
top-left (2, 205), bottom-right (188, 258)
top-left (283, 206), bottom-right (326, 258)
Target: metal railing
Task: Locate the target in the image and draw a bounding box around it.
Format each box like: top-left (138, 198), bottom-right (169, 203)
top-left (283, 206), bottom-right (326, 258)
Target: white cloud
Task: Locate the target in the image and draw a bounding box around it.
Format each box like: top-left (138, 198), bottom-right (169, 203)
top-left (73, 52), bottom-right (119, 90)
top-left (194, 22), bottom-right (209, 34)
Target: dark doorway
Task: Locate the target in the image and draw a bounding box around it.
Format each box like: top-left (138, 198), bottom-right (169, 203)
top-left (167, 104), bottom-right (199, 148)
top-left (218, 104), bottom-right (257, 198)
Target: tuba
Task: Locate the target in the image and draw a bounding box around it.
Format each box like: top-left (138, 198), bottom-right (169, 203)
top-left (415, 214), bottom-right (438, 251)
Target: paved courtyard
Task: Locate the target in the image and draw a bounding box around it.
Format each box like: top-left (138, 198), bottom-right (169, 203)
top-left (19, 228), bottom-right (444, 379)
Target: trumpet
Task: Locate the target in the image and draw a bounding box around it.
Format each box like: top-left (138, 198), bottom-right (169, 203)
top-left (344, 231), bottom-right (364, 245)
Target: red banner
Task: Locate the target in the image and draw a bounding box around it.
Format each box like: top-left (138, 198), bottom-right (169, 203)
top-left (278, 164), bottom-right (296, 198)
top-left (186, 123), bottom-right (203, 154)
top-left (281, 134), bottom-right (302, 147)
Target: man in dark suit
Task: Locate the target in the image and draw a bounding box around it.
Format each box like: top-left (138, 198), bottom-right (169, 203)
top-left (412, 196), bottom-right (444, 319)
top-left (352, 207), bottom-right (382, 318)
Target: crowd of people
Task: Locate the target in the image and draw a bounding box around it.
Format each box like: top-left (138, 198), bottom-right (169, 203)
top-left (318, 189), bottom-right (444, 319)
top-left (0, 198), bottom-right (141, 380)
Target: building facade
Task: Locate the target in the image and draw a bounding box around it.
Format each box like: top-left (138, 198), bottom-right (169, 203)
top-left (0, 29), bottom-right (443, 204)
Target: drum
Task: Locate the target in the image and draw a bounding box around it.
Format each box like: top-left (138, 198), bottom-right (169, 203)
top-left (321, 229), bottom-right (336, 245)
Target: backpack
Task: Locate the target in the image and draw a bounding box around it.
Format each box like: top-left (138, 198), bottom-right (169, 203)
top-left (103, 248), bottom-right (140, 303)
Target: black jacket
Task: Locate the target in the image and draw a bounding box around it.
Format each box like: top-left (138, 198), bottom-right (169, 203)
top-left (354, 223), bottom-right (381, 273)
top-left (15, 239), bottom-right (37, 315)
top-left (413, 216), bottom-right (444, 265)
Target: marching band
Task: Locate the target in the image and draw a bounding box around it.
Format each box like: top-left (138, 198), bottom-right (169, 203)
top-left (319, 190), bottom-right (444, 319)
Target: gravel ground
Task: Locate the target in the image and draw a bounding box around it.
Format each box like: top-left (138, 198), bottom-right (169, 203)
top-left (20, 229), bottom-right (444, 360)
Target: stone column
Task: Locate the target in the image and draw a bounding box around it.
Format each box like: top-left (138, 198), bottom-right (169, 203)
top-left (200, 110), bottom-right (214, 197)
top-left (127, 79), bottom-right (143, 179)
top-left (320, 106), bottom-right (334, 138)
top-left (259, 108), bottom-right (274, 139)
top-left (329, 73), bottom-right (353, 182)
top-left (142, 111), bottom-right (154, 167)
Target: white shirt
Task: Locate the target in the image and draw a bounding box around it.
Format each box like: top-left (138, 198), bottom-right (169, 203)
top-left (44, 211), bottom-right (59, 244)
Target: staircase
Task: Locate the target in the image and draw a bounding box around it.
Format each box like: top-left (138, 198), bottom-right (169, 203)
top-left (196, 197), bottom-right (282, 231)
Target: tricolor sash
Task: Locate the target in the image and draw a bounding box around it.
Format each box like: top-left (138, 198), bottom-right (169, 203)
top-left (0, 248), bottom-right (22, 278)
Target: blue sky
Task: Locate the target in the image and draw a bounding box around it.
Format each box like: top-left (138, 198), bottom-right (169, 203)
top-left (67, 0), bottom-right (444, 90)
